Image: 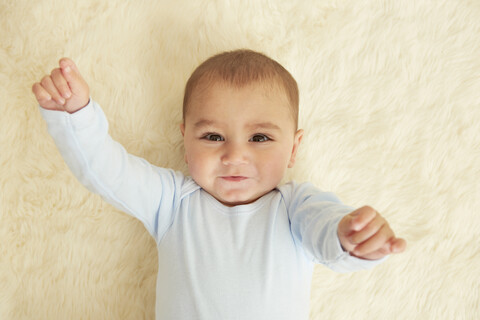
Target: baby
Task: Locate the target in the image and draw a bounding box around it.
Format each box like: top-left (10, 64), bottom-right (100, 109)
top-left (33, 50), bottom-right (405, 320)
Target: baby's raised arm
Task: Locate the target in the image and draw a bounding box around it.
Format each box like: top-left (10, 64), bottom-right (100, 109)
top-left (32, 60), bottom-right (184, 241)
top-left (32, 58), bottom-right (89, 114)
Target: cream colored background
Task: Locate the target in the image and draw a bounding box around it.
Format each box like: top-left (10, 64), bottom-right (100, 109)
top-left (1, 0), bottom-right (479, 319)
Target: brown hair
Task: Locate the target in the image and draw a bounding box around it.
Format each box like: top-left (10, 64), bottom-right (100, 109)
top-left (183, 49), bottom-right (299, 128)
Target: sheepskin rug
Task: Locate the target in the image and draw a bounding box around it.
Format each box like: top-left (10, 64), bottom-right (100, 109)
top-left (1, 0), bottom-right (479, 319)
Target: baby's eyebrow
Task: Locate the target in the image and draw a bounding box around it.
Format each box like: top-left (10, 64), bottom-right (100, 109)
top-left (193, 119), bottom-right (281, 131)
top-left (247, 122), bottom-right (281, 131)
top-left (194, 119), bottom-right (219, 128)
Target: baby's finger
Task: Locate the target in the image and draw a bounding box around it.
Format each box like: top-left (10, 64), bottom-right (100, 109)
top-left (390, 237), bottom-right (407, 254)
top-left (352, 224), bottom-right (391, 257)
top-left (32, 82), bottom-right (61, 110)
top-left (350, 206), bottom-right (377, 231)
top-left (51, 68), bottom-right (71, 100)
top-left (40, 75), bottom-right (65, 105)
top-left (59, 58), bottom-right (84, 93)
top-left (60, 57), bottom-right (81, 74)
top-left (32, 82), bottom-right (51, 103)
top-left (349, 215), bottom-right (385, 245)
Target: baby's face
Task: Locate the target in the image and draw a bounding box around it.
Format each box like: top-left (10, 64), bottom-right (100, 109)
top-left (181, 82), bottom-right (303, 206)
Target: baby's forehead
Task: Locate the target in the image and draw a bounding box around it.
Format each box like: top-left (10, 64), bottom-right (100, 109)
top-left (188, 79), bottom-right (291, 111)
top-left (184, 74), bottom-right (298, 131)
top-left (185, 81), bottom-right (297, 132)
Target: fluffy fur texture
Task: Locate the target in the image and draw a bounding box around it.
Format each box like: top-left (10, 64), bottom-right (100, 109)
top-left (1, 0), bottom-right (479, 319)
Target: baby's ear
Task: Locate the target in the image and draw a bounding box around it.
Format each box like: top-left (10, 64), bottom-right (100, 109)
top-left (180, 123), bottom-right (185, 137)
top-left (288, 129), bottom-right (304, 168)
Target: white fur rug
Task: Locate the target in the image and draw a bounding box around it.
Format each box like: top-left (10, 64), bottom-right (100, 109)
top-left (1, 1), bottom-right (479, 319)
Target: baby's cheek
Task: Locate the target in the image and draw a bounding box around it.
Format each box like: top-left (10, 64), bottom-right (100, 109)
top-left (259, 156), bottom-right (287, 181)
top-left (185, 154), bottom-right (200, 176)
top-left (188, 155), bottom-right (214, 184)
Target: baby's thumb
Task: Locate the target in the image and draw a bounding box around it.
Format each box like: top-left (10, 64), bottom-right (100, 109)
top-left (59, 58), bottom-right (87, 94)
top-left (59, 58), bottom-right (90, 112)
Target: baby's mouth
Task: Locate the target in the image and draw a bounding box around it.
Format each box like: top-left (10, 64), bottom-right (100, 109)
top-left (221, 176), bottom-right (248, 182)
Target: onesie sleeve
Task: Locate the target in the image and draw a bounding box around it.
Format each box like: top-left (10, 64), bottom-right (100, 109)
top-left (281, 182), bottom-right (386, 273)
top-left (39, 99), bottom-right (184, 241)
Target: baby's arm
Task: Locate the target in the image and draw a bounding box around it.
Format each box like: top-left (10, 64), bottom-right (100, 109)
top-left (285, 182), bottom-right (405, 272)
top-left (337, 206), bottom-right (406, 260)
top-left (32, 59), bottom-right (180, 239)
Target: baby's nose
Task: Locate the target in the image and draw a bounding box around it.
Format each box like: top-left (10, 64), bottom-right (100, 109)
top-left (221, 143), bottom-right (249, 166)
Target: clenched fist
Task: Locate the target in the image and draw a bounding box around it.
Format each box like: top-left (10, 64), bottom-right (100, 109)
top-left (32, 58), bottom-right (89, 114)
top-left (338, 206), bottom-right (406, 260)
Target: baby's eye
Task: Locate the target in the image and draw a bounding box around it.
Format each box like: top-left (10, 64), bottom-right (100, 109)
top-left (203, 133), bottom-right (224, 142)
top-left (250, 134), bottom-right (270, 142)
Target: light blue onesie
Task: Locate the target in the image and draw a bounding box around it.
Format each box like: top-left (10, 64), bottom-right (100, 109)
top-left (40, 100), bottom-right (385, 320)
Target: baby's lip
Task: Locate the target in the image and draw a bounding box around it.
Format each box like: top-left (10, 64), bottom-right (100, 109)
top-left (221, 176), bottom-right (248, 181)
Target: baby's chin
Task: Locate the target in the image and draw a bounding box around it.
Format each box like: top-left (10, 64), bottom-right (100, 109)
top-left (192, 175), bottom-right (279, 207)
top-left (209, 188), bottom-right (275, 207)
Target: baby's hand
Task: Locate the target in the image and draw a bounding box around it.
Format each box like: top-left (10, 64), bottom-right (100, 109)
top-left (32, 58), bottom-right (89, 114)
top-left (337, 206), bottom-right (406, 260)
